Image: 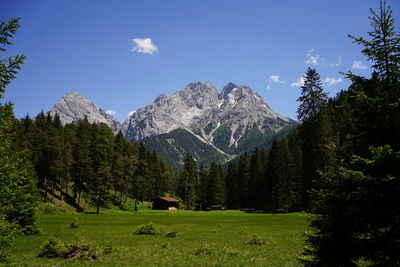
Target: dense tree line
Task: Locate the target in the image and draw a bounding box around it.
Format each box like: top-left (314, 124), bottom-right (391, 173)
top-left (300, 1), bottom-right (400, 265)
top-left (13, 113), bottom-right (176, 214)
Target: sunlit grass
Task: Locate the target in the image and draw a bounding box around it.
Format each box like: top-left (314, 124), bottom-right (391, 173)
top-left (10, 209), bottom-right (308, 266)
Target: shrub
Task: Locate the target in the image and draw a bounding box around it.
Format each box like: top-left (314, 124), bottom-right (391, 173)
top-left (64, 236), bottom-right (98, 259)
top-left (38, 235), bottom-right (99, 260)
top-left (38, 236), bottom-right (67, 258)
top-left (245, 234), bottom-right (265, 245)
top-left (0, 217), bottom-right (19, 263)
top-left (161, 242), bottom-right (169, 249)
top-left (133, 222), bottom-right (156, 235)
top-left (165, 231), bottom-right (178, 238)
top-left (223, 247), bottom-right (240, 257)
top-left (194, 243), bottom-right (214, 255)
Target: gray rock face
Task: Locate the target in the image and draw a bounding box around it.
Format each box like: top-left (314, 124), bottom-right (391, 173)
top-left (122, 82), bottom-right (292, 151)
top-left (49, 92), bottom-right (121, 133)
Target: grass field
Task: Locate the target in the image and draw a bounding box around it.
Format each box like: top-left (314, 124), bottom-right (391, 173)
top-left (9, 208), bottom-right (308, 266)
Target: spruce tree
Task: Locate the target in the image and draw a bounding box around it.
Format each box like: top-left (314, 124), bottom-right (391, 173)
top-left (349, 0), bottom-right (400, 81)
top-left (302, 1), bottom-right (400, 265)
top-left (0, 18), bottom-right (37, 262)
top-left (297, 67), bottom-right (328, 121)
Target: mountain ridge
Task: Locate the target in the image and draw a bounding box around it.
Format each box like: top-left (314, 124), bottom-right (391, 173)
top-left (49, 81), bottom-right (297, 167)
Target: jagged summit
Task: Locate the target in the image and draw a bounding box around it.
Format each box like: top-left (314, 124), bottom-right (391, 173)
top-left (48, 82), bottom-right (296, 166)
top-left (49, 92), bottom-right (121, 133)
top-left (122, 81), bottom-right (293, 150)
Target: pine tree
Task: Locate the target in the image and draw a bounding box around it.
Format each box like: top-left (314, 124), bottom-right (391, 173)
top-left (88, 123), bottom-right (114, 214)
top-left (301, 146), bottom-right (400, 266)
top-left (71, 117), bottom-right (94, 209)
top-left (0, 17), bottom-right (37, 262)
top-left (225, 162), bottom-right (239, 209)
top-left (179, 154), bottom-right (198, 209)
top-left (205, 162), bottom-right (225, 207)
top-left (297, 67), bottom-right (328, 121)
top-left (349, 0), bottom-right (400, 81)
top-left (302, 1), bottom-right (400, 265)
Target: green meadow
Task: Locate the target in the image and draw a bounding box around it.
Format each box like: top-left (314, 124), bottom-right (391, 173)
top-left (9, 209), bottom-right (308, 266)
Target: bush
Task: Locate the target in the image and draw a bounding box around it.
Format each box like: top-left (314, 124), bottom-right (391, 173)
top-left (0, 217), bottom-right (19, 263)
top-left (133, 222), bottom-right (156, 235)
top-left (165, 231), bottom-right (178, 238)
top-left (38, 236), bottom-right (67, 258)
top-left (38, 235), bottom-right (99, 260)
top-left (245, 234), bottom-right (265, 245)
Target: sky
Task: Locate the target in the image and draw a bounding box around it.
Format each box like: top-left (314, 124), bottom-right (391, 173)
top-left (1, 0), bottom-right (399, 122)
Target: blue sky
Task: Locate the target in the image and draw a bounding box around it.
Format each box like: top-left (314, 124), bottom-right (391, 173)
top-left (2, 0), bottom-right (399, 122)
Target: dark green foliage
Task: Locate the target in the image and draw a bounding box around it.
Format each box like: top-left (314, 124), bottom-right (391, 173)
top-left (38, 235), bottom-right (99, 259)
top-left (349, 0), bottom-right (400, 80)
top-left (234, 126), bottom-right (264, 154)
top-left (212, 124), bottom-right (233, 152)
top-left (204, 163), bottom-right (225, 207)
top-left (302, 146), bottom-right (400, 266)
top-left (134, 222), bottom-right (157, 235)
top-left (297, 68), bottom-right (328, 121)
top-left (0, 17), bottom-right (38, 263)
top-left (0, 216), bottom-right (19, 263)
top-left (142, 128), bottom-right (228, 169)
top-left (177, 154), bottom-right (198, 209)
top-left (13, 111), bottom-right (175, 213)
top-left (301, 1), bottom-right (400, 265)
top-left (38, 235), bottom-right (67, 258)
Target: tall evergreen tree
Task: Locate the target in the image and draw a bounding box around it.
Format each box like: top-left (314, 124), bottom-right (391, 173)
top-left (178, 154), bottom-right (198, 209)
top-left (225, 162), bottom-right (239, 209)
top-left (0, 17), bottom-right (37, 262)
top-left (349, 0), bottom-right (400, 81)
top-left (297, 67), bottom-right (328, 121)
top-left (205, 162), bottom-right (225, 207)
top-left (88, 123), bottom-right (114, 214)
top-left (302, 1), bottom-right (400, 265)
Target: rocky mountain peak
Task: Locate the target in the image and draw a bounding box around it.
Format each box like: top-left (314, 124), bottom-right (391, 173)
top-left (49, 92), bottom-right (121, 133)
top-left (220, 82), bottom-right (238, 99)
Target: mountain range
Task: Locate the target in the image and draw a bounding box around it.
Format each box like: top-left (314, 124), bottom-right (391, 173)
top-left (49, 82), bottom-right (297, 168)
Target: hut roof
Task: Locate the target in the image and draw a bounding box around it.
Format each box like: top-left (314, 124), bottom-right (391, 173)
top-left (158, 197), bottom-right (179, 203)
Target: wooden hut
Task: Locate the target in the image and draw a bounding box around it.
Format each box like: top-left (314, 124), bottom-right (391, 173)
top-left (152, 197), bottom-right (179, 210)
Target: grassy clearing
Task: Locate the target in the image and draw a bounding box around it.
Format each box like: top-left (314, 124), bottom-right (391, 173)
top-left (9, 209), bottom-right (308, 266)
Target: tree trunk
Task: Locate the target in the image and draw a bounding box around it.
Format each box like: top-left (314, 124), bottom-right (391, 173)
top-left (96, 193), bottom-right (100, 214)
top-left (77, 192), bottom-right (81, 208)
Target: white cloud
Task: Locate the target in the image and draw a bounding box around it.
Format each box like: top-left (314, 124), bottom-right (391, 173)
top-left (305, 49), bottom-right (321, 65)
top-left (106, 110), bottom-right (117, 115)
top-left (128, 110), bottom-right (136, 116)
top-left (131, 38), bottom-right (158, 54)
top-left (324, 77), bottom-right (343, 86)
top-left (291, 76), bottom-right (305, 87)
top-left (267, 75), bottom-right (284, 89)
top-left (269, 75), bottom-right (284, 84)
top-left (352, 60), bottom-right (367, 70)
top-left (329, 56), bottom-right (342, 67)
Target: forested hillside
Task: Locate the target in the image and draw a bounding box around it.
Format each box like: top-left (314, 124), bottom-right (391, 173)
top-left (13, 113), bottom-right (176, 213)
